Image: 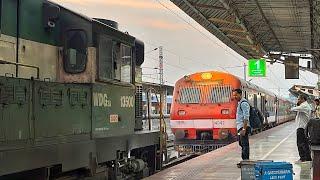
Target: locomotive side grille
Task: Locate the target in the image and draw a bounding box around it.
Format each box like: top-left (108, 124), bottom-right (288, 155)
top-left (15, 86), bottom-right (27, 104)
top-left (0, 85), bottom-right (14, 104)
top-left (135, 85), bottom-right (143, 118)
top-left (178, 84), bottom-right (232, 104)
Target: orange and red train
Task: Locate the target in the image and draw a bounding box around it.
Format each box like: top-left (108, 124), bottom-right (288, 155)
top-left (170, 71), bottom-right (295, 142)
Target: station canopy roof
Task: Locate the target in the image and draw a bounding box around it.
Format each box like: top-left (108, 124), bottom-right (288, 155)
top-left (170, 0), bottom-right (320, 72)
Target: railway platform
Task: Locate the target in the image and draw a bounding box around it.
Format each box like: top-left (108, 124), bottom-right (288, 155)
top-left (146, 121), bottom-right (313, 180)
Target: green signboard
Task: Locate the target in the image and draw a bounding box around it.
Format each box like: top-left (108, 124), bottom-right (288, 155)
top-left (248, 59), bottom-right (266, 77)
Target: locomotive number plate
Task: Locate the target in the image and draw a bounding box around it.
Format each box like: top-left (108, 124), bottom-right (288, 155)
top-left (213, 120), bottom-right (225, 128)
top-left (110, 114), bottom-right (119, 123)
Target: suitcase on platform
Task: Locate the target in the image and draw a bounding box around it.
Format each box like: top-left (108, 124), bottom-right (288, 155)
top-left (306, 118), bottom-right (320, 145)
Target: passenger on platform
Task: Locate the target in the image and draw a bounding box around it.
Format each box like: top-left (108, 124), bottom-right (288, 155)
top-left (290, 94), bottom-right (312, 163)
top-left (313, 99), bottom-right (320, 118)
top-left (232, 89), bottom-right (251, 165)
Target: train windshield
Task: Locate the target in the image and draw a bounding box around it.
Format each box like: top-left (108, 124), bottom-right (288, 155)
top-left (178, 84), bottom-right (232, 104)
top-left (179, 87), bottom-right (201, 103)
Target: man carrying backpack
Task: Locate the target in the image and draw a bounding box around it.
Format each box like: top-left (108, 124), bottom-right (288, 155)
top-left (232, 89), bottom-right (251, 162)
top-left (290, 94), bottom-right (312, 163)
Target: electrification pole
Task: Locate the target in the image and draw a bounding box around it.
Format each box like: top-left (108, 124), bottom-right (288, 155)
top-left (159, 46), bottom-right (164, 85)
top-left (158, 46), bottom-right (167, 166)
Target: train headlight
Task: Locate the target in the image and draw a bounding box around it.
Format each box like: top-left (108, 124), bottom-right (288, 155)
top-left (201, 73), bottom-right (212, 80)
top-left (178, 110), bottom-right (186, 116)
top-left (221, 109), bottom-right (229, 115)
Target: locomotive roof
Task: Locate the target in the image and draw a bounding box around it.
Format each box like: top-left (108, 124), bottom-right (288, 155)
top-left (48, 0), bottom-right (136, 40)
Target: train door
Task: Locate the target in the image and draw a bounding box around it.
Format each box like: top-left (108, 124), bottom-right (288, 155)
top-left (256, 93), bottom-right (262, 112)
top-left (247, 91), bottom-right (254, 106)
top-left (253, 94), bottom-right (258, 108)
top-left (261, 95), bottom-right (266, 124)
top-left (275, 97), bottom-right (279, 124)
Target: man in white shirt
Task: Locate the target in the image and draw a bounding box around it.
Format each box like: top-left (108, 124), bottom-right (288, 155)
top-left (290, 94), bottom-right (312, 162)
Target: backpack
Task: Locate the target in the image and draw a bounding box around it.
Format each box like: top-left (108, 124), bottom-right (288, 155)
top-left (240, 101), bottom-right (262, 129)
top-left (305, 118), bottom-right (320, 145)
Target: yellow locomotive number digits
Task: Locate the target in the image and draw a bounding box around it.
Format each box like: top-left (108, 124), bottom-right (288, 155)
top-left (120, 96), bottom-right (134, 108)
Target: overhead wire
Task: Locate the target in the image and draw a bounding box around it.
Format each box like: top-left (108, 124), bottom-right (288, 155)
top-left (162, 47), bottom-right (231, 73)
top-left (147, 0), bottom-right (315, 92)
top-left (153, 0), bottom-right (246, 65)
top-left (145, 56), bottom-right (193, 73)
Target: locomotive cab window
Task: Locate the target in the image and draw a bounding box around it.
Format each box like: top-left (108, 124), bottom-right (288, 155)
top-left (63, 29), bottom-right (88, 73)
top-left (98, 35), bottom-right (113, 80)
top-left (98, 38), bottom-right (132, 83)
top-left (113, 42), bottom-right (132, 83)
top-left (120, 44), bottom-right (132, 83)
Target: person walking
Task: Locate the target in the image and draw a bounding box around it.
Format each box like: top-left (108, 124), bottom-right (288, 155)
top-left (290, 94), bottom-right (312, 163)
top-left (232, 89), bottom-right (251, 163)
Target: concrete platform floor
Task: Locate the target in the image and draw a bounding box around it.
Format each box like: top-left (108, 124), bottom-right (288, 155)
top-left (146, 121), bottom-right (312, 180)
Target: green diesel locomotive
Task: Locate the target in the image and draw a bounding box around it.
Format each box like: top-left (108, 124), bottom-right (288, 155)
top-left (0, 0), bottom-right (160, 179)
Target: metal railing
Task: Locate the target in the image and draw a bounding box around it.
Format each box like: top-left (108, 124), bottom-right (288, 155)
top-left (0, 60), bottom-right (40, 79)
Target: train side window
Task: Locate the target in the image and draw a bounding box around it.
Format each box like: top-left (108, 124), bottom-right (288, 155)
top-left (112, 42), bottom-right (132, 83)
top-left (120, 44), bottom-right (132, 83)
top-left (98, 35), bottom-right (113, 80)
top-left (98, 38), bottom-right (132, 83)
top-left (113, 42), bottom-right (121, 81)
top-left (63, 29), bottom-right (88, 74)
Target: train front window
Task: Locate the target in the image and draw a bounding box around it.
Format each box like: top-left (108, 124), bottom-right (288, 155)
top-left (208, 85), bottom-right (232, 103)
top-left (178, 85), bottom-right (232, 104)
top-left (179, 87), bottom-right (201, 104)
top-left (63, 30), bottom-right (88, 73)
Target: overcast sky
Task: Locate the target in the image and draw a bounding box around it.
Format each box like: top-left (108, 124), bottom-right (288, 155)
top-left (52, 0), bottom-right (318, 98)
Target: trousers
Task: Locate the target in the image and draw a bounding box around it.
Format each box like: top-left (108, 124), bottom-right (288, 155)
top-left (238, 127), bottom-right (250, 160)
top-left (296, 128), bottom-right (312, 161)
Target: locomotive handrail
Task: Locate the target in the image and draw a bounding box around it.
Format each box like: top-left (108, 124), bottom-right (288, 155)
top-left (146, 87), bottom-right (169, 169)
top-left (0, 60), bottom-right (40, 79)
top-left (142, 114), bottom-right (170, 120)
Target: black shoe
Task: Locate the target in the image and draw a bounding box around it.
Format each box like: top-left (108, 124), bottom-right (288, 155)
top-left (237, 163), bottom-right (241, 168)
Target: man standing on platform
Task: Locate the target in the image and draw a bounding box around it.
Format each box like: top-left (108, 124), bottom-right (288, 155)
top-left (232, 89), bottom-right (251, 165)
top-left (291, 94), bottom-right (312, 163)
